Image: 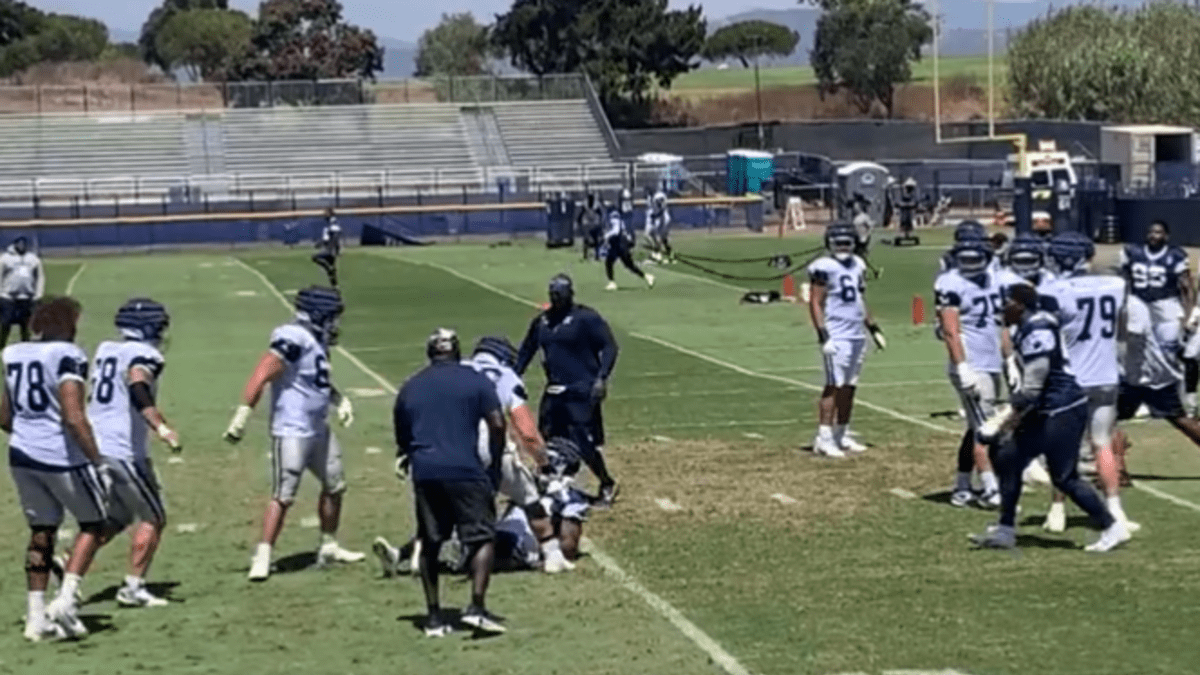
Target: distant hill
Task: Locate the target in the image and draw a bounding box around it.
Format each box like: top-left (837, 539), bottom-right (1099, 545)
top-left (379, 37), bottom-right (417, 78)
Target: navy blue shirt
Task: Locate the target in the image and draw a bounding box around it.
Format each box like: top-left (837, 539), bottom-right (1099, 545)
top-left (1120, 244), bottom-right (1189, 303)
top-left (515, 304), bottom-right (618, 395)
top-left (393, 362), bottom-right (502, 482)
top-left (1013, 312), bottom-right (1084, 413)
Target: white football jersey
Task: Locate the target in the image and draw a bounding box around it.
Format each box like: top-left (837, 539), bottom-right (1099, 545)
top-left (1045, 275), bottom-right (1125, 388)
top-left (934, 269), bottom-right (1005, 373)
top-left (2, 340), bottom-right (89, 467)
top-left (87, 340), bottom-right (165, 461)
top-left (268, 323), bottom-right (331, 438)
top-left (807, 255), bottom-right (868, 340)
top-left (465, 352), bottom-right (528, 414)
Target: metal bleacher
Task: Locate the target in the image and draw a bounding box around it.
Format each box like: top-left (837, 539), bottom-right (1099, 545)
top-left (0, 77), bottom-right (626, 206)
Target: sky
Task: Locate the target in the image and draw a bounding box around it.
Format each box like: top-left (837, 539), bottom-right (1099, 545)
top-left (23, 0), bottom-right (1062, 43)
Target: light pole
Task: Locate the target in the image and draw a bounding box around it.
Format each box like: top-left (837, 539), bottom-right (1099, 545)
top-left (754, 35), bottom-right (764, 149)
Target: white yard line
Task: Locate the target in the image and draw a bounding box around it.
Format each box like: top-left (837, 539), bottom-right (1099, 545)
top-left (410, 258), bottom-right (1200, 517)
top-left (235, 254), bottom-right (757, 675)
top-left (65, 263), bottom-right (87, 295)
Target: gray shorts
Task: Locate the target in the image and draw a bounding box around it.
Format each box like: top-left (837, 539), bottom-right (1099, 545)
top-left (105, 457), bottom-right (166, 527)
top-left (270, 432), bottom-right (346, 505)
top-left (10, 464), bottom-right (107, 528)
top-left (1084, 385), bottom-right (1118, 447)
top-left (947, 368), bottom-right (1001, 431)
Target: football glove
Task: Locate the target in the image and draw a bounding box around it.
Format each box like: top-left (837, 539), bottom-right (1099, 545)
top-left (394, 455), bottom-right (410, 480)
top-left (223, 405), bottom-right (252, 444)
top-left (976, 403), bottom-right (1014, 444)
top-left (956, 362), bottom-right (980, 396)
top-left (156, 423), bottom-right (182, 453)
top-left (336, 396), bottom-right (354, 428)
top-left (1004, 354), bottom-right (1022, 394)
top-left (1188, 306), bottom-right (1200, 333)
top-left (590, 378), bottom-right (607, 403)
top-left (867, 322), bottom-right (887, 350)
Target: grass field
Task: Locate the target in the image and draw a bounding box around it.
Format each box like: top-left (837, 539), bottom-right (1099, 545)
top-left (672, 55), bottom-right (1004, 93)
top-left (2, 230), bottom-right (1200, 675)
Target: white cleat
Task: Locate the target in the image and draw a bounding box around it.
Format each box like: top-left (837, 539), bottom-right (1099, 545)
top-left (543, 549), bottom-right (573, 574)
top-left (1122, 518), bottom-right (1142, 533)
top-left (1023, 461), bottom-right (1052, 486)
top-left (116, 585), bottom-right (169, 608)
top-left (813, 438), bottom-right (846, 458)
top-left (1042, 506), bottom-right (1067, 533)
top-left (645, 273), bottom-right (655, 288)
top-left (46, 598), bottom-right (86, 639)
top-left (23, 620), bottom-right (65, 642)
top-left (372, 537), bottom-right (400, 578)
top-left (950, 489), bottom-right (976, 508)
top-left (317, 542), bottom-right (366, 566)
top-left (1085, 520), bottom-right (1131, 552)
top-left (839, 436), bottom-right (868, 454)
top-left (248, 543), bottom-right (272, 582)
top-left (977, 490), bottom-right (1002, 510)
top-left (605, 281), bottom-right (618, 291)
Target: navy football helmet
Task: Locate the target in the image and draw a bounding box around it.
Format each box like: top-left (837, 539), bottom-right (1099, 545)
top-left (1005, 232), bottom-right (1046, 280)
top-left (294, 285), bottom-right (344, 344)
top-left (548, 273), bottom-right (574, 310)
top-left (825, 221), bottom-right (859, 260)
top-left (1048, 231), bottom-right (1095, 275)
top-left (474, 335), bottom-right (517, 368)
top-left (115, 297), bottom-right (170, 342)
top-left (542, 437), bottom-right (582, 482)
top-left (953, 236), bottom-right (993, 276)
top-left (953, 220), bottom-right (987, 243)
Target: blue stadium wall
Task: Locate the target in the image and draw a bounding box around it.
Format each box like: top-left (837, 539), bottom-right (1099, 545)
top-left (0, 202), bottom-right (757, 250)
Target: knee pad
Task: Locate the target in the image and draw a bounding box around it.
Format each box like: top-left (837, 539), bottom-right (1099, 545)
top-left (25, 529), bottom-right (54, 573)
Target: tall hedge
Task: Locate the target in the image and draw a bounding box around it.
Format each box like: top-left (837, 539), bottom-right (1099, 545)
top-left (1008, 3), bottom-right (1200, 125)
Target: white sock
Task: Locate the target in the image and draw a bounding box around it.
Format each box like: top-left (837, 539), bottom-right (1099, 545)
top-left (980, 471), bottom-right (999, 494)
top-left (540, 539), bottom-right (562, 559)
top-left (1106, 496), bottom-right (1127, 520)
top-left (817, 425), bottom-right (834, 442)
top-left (1047, 501), bottom-right (1065, 517)
top-left (320, 533), bottom-right (337, 548)
top-left (124, 575), bottom-right (143, 590)
top-left (60, 573), bottom-right (81, 608)
top-left (955, 471), bottom-right (973, 492)
top-left (27, 590), bottom-right (45, 624)
top-left (1187, 393), bottom-right (1197, 413)
top-left (833, 424), bottom-right (847, 445)
top-left (255, 542), bottom-right (272, 559)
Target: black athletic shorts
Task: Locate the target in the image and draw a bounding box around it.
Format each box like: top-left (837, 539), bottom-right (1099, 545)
top-left (1, 298), bottom-right (32, 326)
top-left (1117, 382), bottom-right (1185, 420)
top-left (413, 479), bottom-right (495, 545)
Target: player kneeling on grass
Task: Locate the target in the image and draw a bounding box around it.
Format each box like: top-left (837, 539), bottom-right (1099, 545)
top-left (4, 297), bottom-right (106, 641)
top-left (807, 221), bottom-right (886, 458)
top-left (223, 286), bottom-right (363, 582)
top-left (971, 284), bottom-right (1129, 552)
top-left (58, 299), bottom-right (181, 608)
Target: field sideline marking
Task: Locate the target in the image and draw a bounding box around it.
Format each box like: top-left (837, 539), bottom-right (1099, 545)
top-left (410, 257), bottom-right (1200, 519)
top-left (65, 263), bottom-right (87, 295)
top-left (235, 255), bottom-right (755, 675)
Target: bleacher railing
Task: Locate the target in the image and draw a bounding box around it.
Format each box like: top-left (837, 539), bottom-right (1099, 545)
top-left (0, 74), bottom-right (591, 115)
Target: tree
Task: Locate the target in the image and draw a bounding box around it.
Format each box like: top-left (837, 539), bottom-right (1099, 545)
top-left (0, 0), bottom-right (43, 47)
top-left (414, 13), bottom-right (491, 77)
top-left (228, 0), bottom-right (383, 81)
top-left (701, 20), bottom-right (799, 68)
top-left (492, 0), bottom-right (705, 124)
top-left (0, 12), bottom-right (109, 76)
top-left (155, 8), bottom-right (251, 81)
top-left (1007, 3), bottom-right (1200, 126)
top-left (809, 0), bottom-right (932, 117)
top-left (139, 0), bottom-right (228, 72)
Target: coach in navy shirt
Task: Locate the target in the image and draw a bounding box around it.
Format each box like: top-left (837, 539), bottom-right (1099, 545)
top-left (394, 328), bottom-right (507, 636)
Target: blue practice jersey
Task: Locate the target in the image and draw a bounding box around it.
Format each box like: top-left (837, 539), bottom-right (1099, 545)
top-left (1014, 311), bottom-right (1084, 412)
top-left (1119, 244), bottom-right (1189, 303)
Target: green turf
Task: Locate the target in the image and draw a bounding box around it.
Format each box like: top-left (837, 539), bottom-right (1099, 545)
top-left (1, 237), bottom-right (1198, 675)
top-left (672, 54), bottom-right (1005, 92)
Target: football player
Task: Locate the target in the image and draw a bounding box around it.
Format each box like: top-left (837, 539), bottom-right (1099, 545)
top-left (312, 209), bottom-right (342, 287)
top-left (807, 221), bottom-right (886, 457)
top-left (602, 208), bottom-right (654, 291)
top-left (60, 299), bottom-right (181, 609)
top-left (645, 188), bottom-right (673, 264)
top-left (4, 297), bottom-right (105, 640)
top-left (1119, 220), bottom-right (1193, 359)
top-left (934, 231), bottom-right (1007, 507)
top-left (1039, 233), bottom-right (1138, 533)
top-left (223, 286), bottom-right (363, 582)
top-left (938, 220), bottom-right (989, 274)
top-left (973, 283), bottom-right (1128, 552)
top-left (999, 232), bottom-right (1056, 288)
